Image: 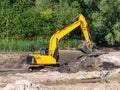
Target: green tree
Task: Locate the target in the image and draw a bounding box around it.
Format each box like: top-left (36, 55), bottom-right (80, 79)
top-left (81, 0), bottom-right (120, 45)
top-left (0, 0), bottom-right (120, 46)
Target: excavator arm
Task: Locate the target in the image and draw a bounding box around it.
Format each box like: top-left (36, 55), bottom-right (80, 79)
top-left (48, 14), bottom-right (92, 57)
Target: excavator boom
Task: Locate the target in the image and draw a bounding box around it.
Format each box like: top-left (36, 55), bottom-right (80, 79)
top-left (48, 14), bottom-right (92, 56)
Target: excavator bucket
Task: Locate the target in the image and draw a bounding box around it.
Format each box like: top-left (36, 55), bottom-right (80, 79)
top-left (78, 41), bottom-right (92, 54)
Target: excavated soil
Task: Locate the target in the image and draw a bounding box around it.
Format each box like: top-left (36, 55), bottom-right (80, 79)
top-left (0, 52), bottom-right (29, 70)
top-left (0, 50), bottom-right (119, 73)
top-left (58, 51), bottom-right (102, 73)
top-left (0, 51), bottom-right (107, 73)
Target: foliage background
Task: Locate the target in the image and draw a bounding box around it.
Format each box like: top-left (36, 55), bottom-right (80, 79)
top-left (0, 0), bottom-right (120, 51)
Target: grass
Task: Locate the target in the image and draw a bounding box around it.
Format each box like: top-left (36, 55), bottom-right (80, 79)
top-left (59, 39), bottom-right (81, 49)
top-left (0, 39), bottom-right (81, 51)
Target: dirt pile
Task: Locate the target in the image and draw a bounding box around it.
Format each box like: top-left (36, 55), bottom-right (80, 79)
top-left (58, 56), bottom-right (102, 73)
top-left (58, 50), bottom-right (112, 73)
top-left (0, 52), bottom-right (29, 69)
top-left (1, 80), bottom-right (42, 90)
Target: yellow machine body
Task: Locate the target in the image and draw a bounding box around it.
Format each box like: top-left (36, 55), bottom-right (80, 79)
top-left (28, 53), bottom-right (58, 65)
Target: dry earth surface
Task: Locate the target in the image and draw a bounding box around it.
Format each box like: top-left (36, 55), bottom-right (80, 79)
top-left (0, 50), bottom-right (120, 90)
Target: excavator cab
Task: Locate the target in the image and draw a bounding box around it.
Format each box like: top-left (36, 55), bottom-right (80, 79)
top-left (40, 47), bottom-right (59, 61)
top-left (40, 48), bottom-right (48, 55)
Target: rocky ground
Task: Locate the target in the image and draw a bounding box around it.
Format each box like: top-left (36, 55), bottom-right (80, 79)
top-left (0, 50), bottom-right (120, 90)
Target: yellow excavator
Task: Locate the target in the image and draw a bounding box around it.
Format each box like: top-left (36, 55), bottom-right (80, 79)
top-left (26, 14), bottom-right (93, 66)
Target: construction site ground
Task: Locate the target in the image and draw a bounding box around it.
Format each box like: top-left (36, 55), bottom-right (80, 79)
top-left (0, 49), bottom-right (120, 90)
